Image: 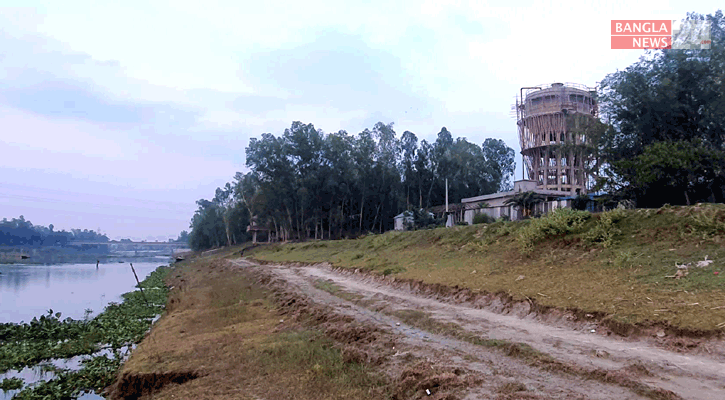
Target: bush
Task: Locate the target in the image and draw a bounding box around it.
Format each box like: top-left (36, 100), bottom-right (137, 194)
top-left (517, 208), bottom-right (590, 254)
top-left (473, 213), bottom-right (496, 224)
top-left (686, 204), bottom-right (725, 238)
top-left (571, 194), bottom-right (591, 211)
top-left (584, 207), bottom-right (627, 247)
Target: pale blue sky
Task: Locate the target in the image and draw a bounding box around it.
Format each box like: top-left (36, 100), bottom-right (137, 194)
top-left (0, 1), bottom-right (721, 240)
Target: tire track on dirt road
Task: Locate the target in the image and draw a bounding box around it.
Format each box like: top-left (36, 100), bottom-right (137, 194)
top-left (234, 258), bottom-right (725, 400)
top-left (231, 258), bottom-right (706, 399)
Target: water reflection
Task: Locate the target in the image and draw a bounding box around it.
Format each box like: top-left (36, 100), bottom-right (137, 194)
top-left (0, 261), bottom-right (162, 323)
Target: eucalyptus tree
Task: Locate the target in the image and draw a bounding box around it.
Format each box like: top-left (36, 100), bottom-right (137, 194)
top-left (414, 140), bottom-right (435, 208)
top-left (400, 130), bottom-right (418, 209)
top-left (353, 128), bottom-right (377, 232)
top-left (371, 122), bottom-right (402, 232)
top-left (322, 130), bottom-right (356, 238)
top-left (597, 10), bottom-right (725, 206)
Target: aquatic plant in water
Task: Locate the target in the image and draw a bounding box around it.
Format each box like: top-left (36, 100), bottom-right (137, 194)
top-left (0, 266), bottom-right (170, 398)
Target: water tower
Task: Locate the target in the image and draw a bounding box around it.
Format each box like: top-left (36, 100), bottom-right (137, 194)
top-left (516, 83), bottom-right (598, 194)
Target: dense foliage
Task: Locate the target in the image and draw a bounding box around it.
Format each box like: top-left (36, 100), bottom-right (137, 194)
top-left (596, 10), bottom-right (725, 207)
top-left (188, 122), bottom-right (515, 250)
top-left (0, 216), bottom-right (109, 247)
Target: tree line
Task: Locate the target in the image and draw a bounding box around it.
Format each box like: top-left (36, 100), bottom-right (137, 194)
top-left (188, 123), bottom-right (516, 250)
top-left (188, 10), bottom-right (724, 251)
top-left (0, 216), bottom-right (109, 247)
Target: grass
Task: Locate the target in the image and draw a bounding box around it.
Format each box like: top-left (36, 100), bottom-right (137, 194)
top-left (110, 259), bottom-right (391, 400)
top-left (250, 204), bottom-right (725, 332)
top-left (313, 279), bottom-right (365, 302)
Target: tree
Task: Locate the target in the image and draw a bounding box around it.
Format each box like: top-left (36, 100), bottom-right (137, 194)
top-left (504, 191), bottom-right (547, 218)
top-left (400, 130), bottom-right (418, 209)
top-left (626, 140), bottom-right (725, 206)
top-left (596, 10), bottom-right (725, 206)
top-left (175, 230), bottom-right (190, 244)
top-left (481, 138), bottom-right (516, 192)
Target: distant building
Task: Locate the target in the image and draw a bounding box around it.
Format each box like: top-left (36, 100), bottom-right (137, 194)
top-left (393, 211), bottom-right (414, 231)
top-left (393, 210), bottom-right (435, 231)
top-left (459, 180), bottom-right (573, 222)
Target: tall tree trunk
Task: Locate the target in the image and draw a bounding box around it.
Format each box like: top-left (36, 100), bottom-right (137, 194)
top-left (406, 184), bottom-right (410, 210)
top-left (286, 206), bottom-right (294, 241)
top-left (359, 193), bottom-right (365, 232)
top-left (371, 203), bottom-right (382, 234)
top-left (272, 218), bottom-right (279, 242)
top-left (426, 179), bottom-right (435, 209)
top-left (419, 180), bottom-right (423, 209)
top-left (339, 201), bottom-right (344, 239)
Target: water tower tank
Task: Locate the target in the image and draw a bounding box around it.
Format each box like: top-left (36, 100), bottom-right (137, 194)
top-left (516, 83), bottom-right (598, 193)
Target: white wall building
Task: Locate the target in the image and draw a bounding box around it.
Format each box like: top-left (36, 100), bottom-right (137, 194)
top-left (461, 180), bottom-right (573, 223)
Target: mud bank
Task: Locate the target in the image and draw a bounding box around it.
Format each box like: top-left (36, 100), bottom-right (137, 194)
top-left (107, 257), bottom-right (480, 400)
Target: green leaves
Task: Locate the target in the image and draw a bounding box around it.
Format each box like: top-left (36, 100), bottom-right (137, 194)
top-left (597, 10), bottom-right (725, 207)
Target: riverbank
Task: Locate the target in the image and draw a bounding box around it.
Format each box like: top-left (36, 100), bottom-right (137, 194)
top-left (105, 250), bottom-right (400, 399)
top-left (0, 265), bottom-right (170, 398)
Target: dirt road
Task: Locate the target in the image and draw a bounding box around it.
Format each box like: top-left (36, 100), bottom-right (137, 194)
top-left (231, 258), bottom-right (725, 400)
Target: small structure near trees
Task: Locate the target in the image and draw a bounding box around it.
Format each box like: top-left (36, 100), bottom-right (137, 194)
top-left (246, 216), bottom-right (268, 244)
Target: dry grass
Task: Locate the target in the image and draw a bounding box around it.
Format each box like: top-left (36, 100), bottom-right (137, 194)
top-left (109, 259), bottom-right (390, 400)
top-left (250, 205), bottom-right (725, 332)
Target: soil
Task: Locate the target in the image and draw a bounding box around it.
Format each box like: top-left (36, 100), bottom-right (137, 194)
top-left (232, 258), bottom-right (725, 400)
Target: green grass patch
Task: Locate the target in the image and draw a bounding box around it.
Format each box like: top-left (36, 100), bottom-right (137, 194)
top-left (250, 330), bottom-right (389, 397)
top-left (250, 205), bottom-right (725, 332)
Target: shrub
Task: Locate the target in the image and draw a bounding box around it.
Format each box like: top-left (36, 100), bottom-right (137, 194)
top-left (517, 208), bottom-right (590, 254)
top-left (571, 194), bottom-right (591, 211)
top-left (473, 213), bottom-right (496, 224)
top-left (584, 207), bottom-right (627, 247)
top-left (685, 204), bottom-right (725, 238)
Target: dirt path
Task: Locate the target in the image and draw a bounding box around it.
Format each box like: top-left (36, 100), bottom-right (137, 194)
top-left (231, 258), bottom-right (725, 399)
top-left (233, 259), bottom-right (725, 399)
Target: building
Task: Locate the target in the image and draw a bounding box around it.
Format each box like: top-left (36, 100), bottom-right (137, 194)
top-left (517, 82), bottom-right (598, 194)
top-left (395, 83), bottom-right (602, 227)
top-left (393, 211), bottom-right (414, 231)
top-left (453, 82), bottom-right (600, 223)
top-left (460, 180), bottom-right (575, 223)
top-left (394, 210), bottom-right (436, 231)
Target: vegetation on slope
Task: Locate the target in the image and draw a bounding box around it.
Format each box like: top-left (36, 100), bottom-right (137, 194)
top-left (250, 204), bottom-right (725, 332)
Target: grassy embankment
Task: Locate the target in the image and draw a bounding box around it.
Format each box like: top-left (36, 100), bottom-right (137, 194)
top-left (250, 204), bottom-right (725, 333)
top-left (106, 252), bottom-right (390, 400)
top-left (0, 266), bottom-right (170, 399)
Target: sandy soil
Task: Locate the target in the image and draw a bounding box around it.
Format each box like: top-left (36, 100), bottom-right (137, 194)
top-left (231, 258), bottom-right (725, 400)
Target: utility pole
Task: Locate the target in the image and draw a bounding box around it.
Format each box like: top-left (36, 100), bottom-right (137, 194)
top-left (445, 178), bottom-right (453, 228)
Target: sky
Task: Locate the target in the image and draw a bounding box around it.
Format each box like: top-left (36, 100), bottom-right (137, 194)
top-left (0, 1), bottom-right (722, 241)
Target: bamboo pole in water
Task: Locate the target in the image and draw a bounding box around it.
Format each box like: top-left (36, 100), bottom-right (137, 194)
top-left (129, 263), bottom-right (149, 306)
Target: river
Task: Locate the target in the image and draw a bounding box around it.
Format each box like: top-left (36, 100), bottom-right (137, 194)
top-left (0, 260), bottom-right (169, 399)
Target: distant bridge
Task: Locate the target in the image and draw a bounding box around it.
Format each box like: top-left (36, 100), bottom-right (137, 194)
top-left (68, 241), bottom-right (189, 247)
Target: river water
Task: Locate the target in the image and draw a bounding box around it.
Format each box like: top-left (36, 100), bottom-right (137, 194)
top-left (0, 260), bottom-right (168, 399)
